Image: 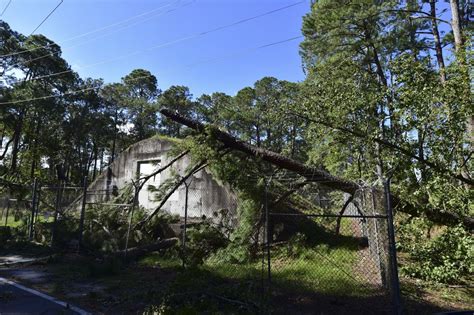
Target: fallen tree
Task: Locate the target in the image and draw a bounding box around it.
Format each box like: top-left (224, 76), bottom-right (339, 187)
top-left (160, 108), bottom-right (474, 230)
top-left (115, 237), bottom-right (178, 260)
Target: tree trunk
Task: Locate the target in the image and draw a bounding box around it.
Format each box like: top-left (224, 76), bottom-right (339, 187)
top-left (160, 109), bottom-right (474, 229)
top-left (430, 0), bottom-right (446, 83)
top-left (113, 238), bottom-right (178, 260)
top-left (92, 147), bottom-right (98, 180)
top-left (449, 0), bottom-right (464, 52)
top-left (10, 111), bottom-right (25, 172)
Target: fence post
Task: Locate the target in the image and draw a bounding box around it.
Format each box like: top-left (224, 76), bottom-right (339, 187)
top-left (182, 180), bottom-right (189, 268)
top-left (384, 179), bottom-right (402, 315)
top-left (265, 180), bottom-right (271, 287)
top-left (29, 178), bottom-right (38, 240)
top-left (124, 184), bottom-right (139, 259)
top-left (78, 176), bottom-right (88, 252)
top-left (4, 197), bottom-right (10, 227)
top-left (35, 185), bottom-right (41, 223)
top-left (51, 180), bottom-right (63, 246)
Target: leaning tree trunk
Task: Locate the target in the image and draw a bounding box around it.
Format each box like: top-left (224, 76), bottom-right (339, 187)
top-left (160, 109), bottom-right (474, 229)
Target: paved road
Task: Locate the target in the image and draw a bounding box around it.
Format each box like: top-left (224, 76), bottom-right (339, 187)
top-left (0, 279), bottom-right (83, 315)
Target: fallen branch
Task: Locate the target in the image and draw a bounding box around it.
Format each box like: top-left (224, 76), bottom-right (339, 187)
top-left (271, 181), bottom-right (310, 206)
top-left (113, 237), bottom-right (178, 260)
top-left (160, 109), bottom-right (474, 229)
top-left (137, 150), bottom-right (189, 194)
top-left (134, 161), bottom-right (208, 229)
top-left (335, 194), bottom-right (354, 235)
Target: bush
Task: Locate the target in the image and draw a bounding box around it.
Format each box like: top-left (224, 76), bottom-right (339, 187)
top-left (401, 225), bottom-right (473, 284)
top-left (286, 232), bottom-right (307, 258)
top-left (184, 219), bottom-right (229, 266)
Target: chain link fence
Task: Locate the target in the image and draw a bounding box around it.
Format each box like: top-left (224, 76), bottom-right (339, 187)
top-left (0, 196), bottom-right (32, 234)
top-left (267, 185), bottom-right (400, 314)
top-left (0, 175), bottom-right (402, 314)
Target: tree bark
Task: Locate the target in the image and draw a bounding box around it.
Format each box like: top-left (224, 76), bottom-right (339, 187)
top-left (429, 0), bottom-right (446, 83)
top-left (10, 110), bottom-right (25, 172)
top-left (113, 238), bottom-right (178, 260)
top-left (160, 109), bottom-right (474, 229)
top-left (449, 0), bottom-right (464, 52)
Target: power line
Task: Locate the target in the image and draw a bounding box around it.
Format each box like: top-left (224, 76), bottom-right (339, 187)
top-left (11, 0), bottom-right (190, 68)
top-left (7, 1), bottom-right (305, 86)
top-left (29, 0), bottom-right (64, 36)
top-left (0, 0), bottom-right (12, 16)
top-left (35, 35), bottom-right (302, 83)
top-left (0, 33), bottom-right (302, 105)
top-left (185, 36), bottom-right (303, 68)
top-left (0, 0), bottom-right (181, 58)
top-left (2, 0), bottom-right (302, 62)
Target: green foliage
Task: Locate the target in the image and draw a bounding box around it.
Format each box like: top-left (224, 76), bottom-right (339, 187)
top-left (286, 232), bottom-right (307, 258)
top-left (83, 203), bottom-right (177, 253)
top-left (209, 195), bottom-right (261, 264)
top-left (401, 225), bottom-right (474, 284)
top-left (183, 219), bottom-right (229, 267)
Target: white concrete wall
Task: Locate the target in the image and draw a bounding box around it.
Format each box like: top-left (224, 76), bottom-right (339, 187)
top-left (86, 137), bottom-right (237, 222)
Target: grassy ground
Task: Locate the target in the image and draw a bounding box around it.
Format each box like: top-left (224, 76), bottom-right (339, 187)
top-left (1, 215), bottom-right (27, 228)
top-left (0, 214), bottom-right (471, 314)
top-left (0, 214), bottom-right (53, 228)
top-left (0, 243), bottom-right (472, 314)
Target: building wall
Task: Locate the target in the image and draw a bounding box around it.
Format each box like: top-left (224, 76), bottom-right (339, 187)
top-left (86, 137), bottom-right (237, 221)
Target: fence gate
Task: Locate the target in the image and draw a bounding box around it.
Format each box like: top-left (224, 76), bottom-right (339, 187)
top-left (266, 184), bottom-right (401, 314)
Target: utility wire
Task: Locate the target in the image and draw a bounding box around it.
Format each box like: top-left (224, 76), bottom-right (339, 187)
top-left (0, 34), bottom-right (303, 104)
top-left (0, 0), bottom-right (181, 58)
top-left (29, 0), bottom-right (64, 36)
top-left (25, 35), bottom-right (302, 84)
top-left (0, 0), bottom-right (12, 16)
top-left (184, 36), bottom-right (303, 68)
top-left (11, 0), bottom-right (190, 68)
top-left (6, 1), bottom-right (305, 86)
top-left (1, 0), bottom-right (303, 61)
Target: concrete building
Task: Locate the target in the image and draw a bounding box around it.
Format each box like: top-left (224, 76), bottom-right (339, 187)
top-left (85, 137), bottom-right (237, 222)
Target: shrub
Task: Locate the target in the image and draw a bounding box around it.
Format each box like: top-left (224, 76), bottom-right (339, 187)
top-left (184, 219), bottom-right (229, 266)
top-left (401, 225), bottom-right (473, 284)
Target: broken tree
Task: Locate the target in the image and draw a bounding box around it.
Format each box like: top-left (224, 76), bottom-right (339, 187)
top-left (160, 108), bottom-right (474, 230)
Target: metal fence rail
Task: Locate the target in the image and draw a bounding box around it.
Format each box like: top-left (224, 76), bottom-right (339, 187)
top-left (1, 175), bottom-right (402, 314)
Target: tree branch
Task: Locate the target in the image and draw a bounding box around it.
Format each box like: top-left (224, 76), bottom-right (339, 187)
top-left (134, 160), bottom-right (208, 229)
top-left (160, 109), bottom-right (474, 229)
top-left (289, 112), bottom-right (474, 186)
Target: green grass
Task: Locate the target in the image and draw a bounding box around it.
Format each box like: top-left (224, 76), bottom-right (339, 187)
top-left (0, 214), bottom-right (54, 228)
top-left (270, 246), bottom-right (366, 296)
top-left (135, 241), bottom-right (377, 314)
top-left (140, 240), bottom-right (373, 297)
top-left (1, 215), bottom-right (27, 228)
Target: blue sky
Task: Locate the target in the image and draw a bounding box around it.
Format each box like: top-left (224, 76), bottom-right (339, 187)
top-left (2, 0), bottom-right (310, 97)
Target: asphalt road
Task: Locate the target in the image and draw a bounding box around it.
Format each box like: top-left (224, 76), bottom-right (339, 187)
top-left (0, 279), bottom-right (82, 315)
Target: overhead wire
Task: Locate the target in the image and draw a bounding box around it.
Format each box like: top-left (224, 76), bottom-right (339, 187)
top-left (0, 0), bottom-right (182, 58)
top-left (0, 0), bottom-right (12, 17)
top-left (15, 0), bottom-right (302, 75)
top-left (29, 0), bottom-right (64, 36)
top-left (0, 33), bottom-right (303, 105)
top-left (9, 0), bottom-right (190, 70)
top-left (184, 35), bottom-right (303, 68)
